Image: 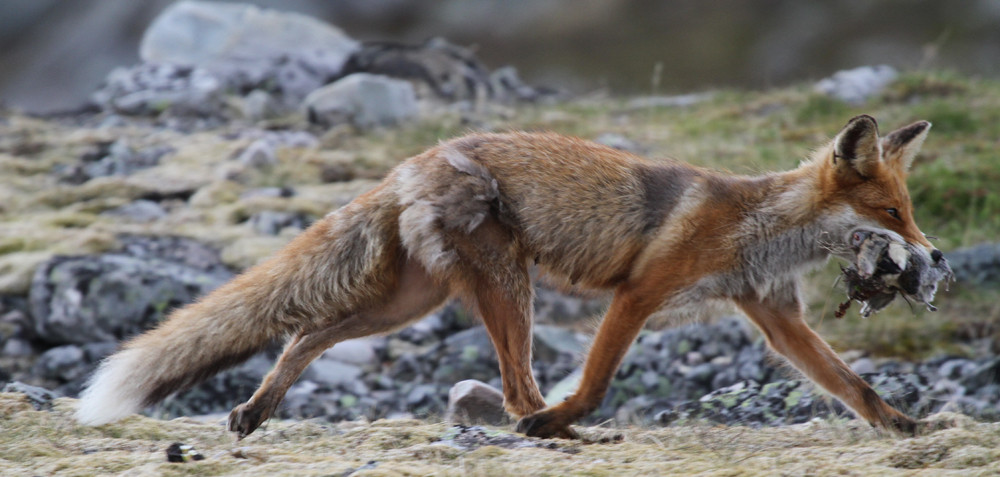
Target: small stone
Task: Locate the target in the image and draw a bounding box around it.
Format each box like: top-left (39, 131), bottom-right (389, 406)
top-left (685, 351), bottom-right (705, 366)
top-left (532, 324), bottom-right (587, 362)
top-left (850, 357), bottom-right (876, 375)
top-left (654, 408), bottom-right (679, 425)
top-left (101, 200), bottom-right (167, 223)
top-left (445, 379), bottom-right (507, 426)
top-left (1, 337), bottom-right (35, 357)
top-left (320, 163), bottom-right (355, 183)
top-left (34, 345), bottom-right (87, 381)
top-left (242, 89), bottom-right (282, 121)
top-left (236, 139), bottom-right (277, 168)
top-left (2, 382), bottom-right (60, 410)
top-left (166, 442), bottom-right (205, 463)
top-left (303, 360), bottom-right (362, 388)
top-left (247, 211), bottom-right (307, 236)
top-left (321, 338), bottom-right (378, 368)
top-left (595, 133), bottom-right (645, 154)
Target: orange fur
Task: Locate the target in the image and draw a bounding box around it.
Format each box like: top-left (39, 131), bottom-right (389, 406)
top-left (78, 116), bottom-right (940, 440)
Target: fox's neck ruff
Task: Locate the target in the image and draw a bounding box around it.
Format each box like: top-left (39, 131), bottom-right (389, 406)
top-left (733, 162), bottom-right (849, 284)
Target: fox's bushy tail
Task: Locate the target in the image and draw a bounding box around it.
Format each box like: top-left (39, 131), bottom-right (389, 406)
top-left (74, 275), bottom-right (285, 425)
top-left (76, 193), bottom-right (401, 425)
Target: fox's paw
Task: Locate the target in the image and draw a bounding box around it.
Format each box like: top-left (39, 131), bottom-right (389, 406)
top-left (872, 413), bottom-right (919, 437)
top-left (228, 401), bottom-right (270, 439)
top-left (888, 414), bottom-right (919, 436)
top-left (515, 410), bottom-right (580, 440)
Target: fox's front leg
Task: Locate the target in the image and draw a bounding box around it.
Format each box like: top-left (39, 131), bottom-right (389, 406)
top-left (516, 283), bottom-right (664, 438)
top-left (738, 294), bottom-right (917, 434)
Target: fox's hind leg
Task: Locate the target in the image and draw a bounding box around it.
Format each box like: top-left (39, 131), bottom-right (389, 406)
top-left (228, 258), bottom-right (449, 439)
top-left (444, 215), bottom-right (548, 420)
top-left (473, 280), bottom-right (548, 418)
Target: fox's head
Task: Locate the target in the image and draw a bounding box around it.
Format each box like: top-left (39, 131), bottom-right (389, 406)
top-left (814, 115), bottom-right (950, 308)
top-left (819, 115), bottom-right (935, 254)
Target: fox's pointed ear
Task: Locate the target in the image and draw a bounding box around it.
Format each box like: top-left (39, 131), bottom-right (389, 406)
top-left (881, 120), bottom-right (931, 171)
top-left (832, 115), bottom-right (881, 180)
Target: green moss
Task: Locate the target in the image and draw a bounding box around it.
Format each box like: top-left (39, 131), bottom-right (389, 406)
top-left (796, 94), bottom-right (850, 123)
top-left (784, 389), bottom-right (804, 408)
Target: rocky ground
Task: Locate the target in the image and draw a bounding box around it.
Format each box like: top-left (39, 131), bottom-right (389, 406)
top-left (2, 2), bottom-right (1000, 475)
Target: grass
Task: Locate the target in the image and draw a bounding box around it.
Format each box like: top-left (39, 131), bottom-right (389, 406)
top-left (2, 393), bottom-right (999, 476)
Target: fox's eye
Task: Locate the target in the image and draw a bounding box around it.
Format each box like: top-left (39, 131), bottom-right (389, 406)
top-left (886, 208), bottom-right (901, 220)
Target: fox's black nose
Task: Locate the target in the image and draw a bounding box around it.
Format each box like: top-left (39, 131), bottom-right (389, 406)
top-left (931, 249), bottom-right (943, 263)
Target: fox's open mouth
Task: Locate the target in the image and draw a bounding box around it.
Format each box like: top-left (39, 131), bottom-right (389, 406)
top-left (836, 229), bottom-right (954, 318)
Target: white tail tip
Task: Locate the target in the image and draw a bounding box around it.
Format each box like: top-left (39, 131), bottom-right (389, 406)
top-left (75, 349), bottom-right (147, 425)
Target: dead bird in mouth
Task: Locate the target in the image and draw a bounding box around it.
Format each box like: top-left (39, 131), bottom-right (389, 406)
top-left (836, 229), bottom-right (954, 318)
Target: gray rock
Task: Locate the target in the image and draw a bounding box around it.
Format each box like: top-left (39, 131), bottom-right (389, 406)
top-left (432, 327), bottom-right (499, 385)
top-left (939, 358), bottom-right (977, 380)
top-left (303, 73), bottom-right (417, 129)
top-left (533, 287), bottom-right (607, 323)
top-left (814, 65), bottom-right (898, 105)
top-left (61, 139), bottom-right (174, 184)
top-left (321, 338), bottom-right (378, 368)
top-left (235, 139), bottom-right (277, 169)
top-left (303, 359), bottom-right (362, 388)
top-left (29, 236), bottom-right (233, 345)
top-left (407, 383), bottom-right (443, 409)
top-left (233, 129), bottom-right (320, 150)
top-left (247, 211), bottom-right (308, 236)
top-left (141, 1), bottom-right (359, 104)
top-left (595, 133), bottom-right (645, 154)
top-left (101, 200), bottom-right (167, 223)
top-left (92, 63), bottom-right (225, 116)
top-left (850, 357), bottom-right (876, 375)
top-left (1, 337), bottom-right (34, 357)
top-left (239, 187), bottom-right (294, 200)
top-left (945, 242), bottom-right (1000, 286)
top-left (2, 382), bottom-right (60, 410)
top-left (961, 357), bottom-right (1000, 389)
top-left (34, 345), bottom-right (86, 381)
top-left (241, 89), bottom-right (282, 121)
top-left (532, 324), bottom-right (587, 362)
top-left (445, 379), bottom-right (508, 426)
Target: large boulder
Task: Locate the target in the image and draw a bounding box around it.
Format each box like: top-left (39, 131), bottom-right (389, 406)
top-left (29, 236), bottom-right (233, 345)
top-left (140, 1), bottom-right (359, 103)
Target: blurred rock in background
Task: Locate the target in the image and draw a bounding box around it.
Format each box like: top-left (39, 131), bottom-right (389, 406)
top-left (2, 0), bottom-right (1000, 112)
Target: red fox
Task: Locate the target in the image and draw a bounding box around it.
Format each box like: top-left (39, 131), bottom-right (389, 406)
top-left (77, 115), bottom-right (948, 439)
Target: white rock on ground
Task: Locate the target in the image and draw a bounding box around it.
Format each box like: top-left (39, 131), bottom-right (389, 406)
top-left (814, 65), bottom-right (899, 105)
top-left (303, 73), bottom-right (418, 129)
